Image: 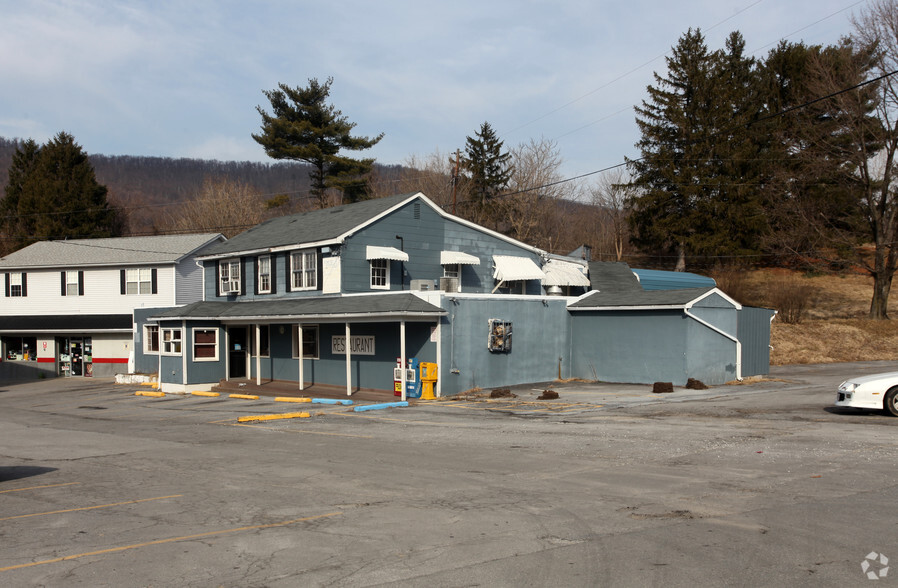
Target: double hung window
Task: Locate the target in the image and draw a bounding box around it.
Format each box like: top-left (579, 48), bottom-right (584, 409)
top-left (219, 259), bottom-right (241, 294)
top-left (126, 268), bottom-right (153, 294)
top-left (144, 325), bottom-right (159, 353)
top-left (162, 328), bottom-right (182, 355)
top-left (258, 255), bottom-right (272, 294)
top-left (370, 259), bottom-right (388, 289)
top-left (290, 250), bottom-right (317, 291)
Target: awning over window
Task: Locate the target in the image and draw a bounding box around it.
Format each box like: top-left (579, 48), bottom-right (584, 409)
top-left (440, 250), bottom-right (480, 265)
top-left (492, 255), bottom-right (545, 282)
top-left (542, 259), bottom-right (590, 287)
top-left (366, 245), bottom-right (409, 262)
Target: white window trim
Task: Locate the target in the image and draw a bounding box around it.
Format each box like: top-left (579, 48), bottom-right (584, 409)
top-left (292, 324), bottom-right (319, 359)
top-left (220, 259), bottom-right (241, 295)
top-left (290, 249), bottom-right (318, 291)
top-left (370, 258), bottom-right (389, 290)
top-left (126, 268), bottom-right (153, 295)
top-left (192, 329), bottom-right (219, 362)
top-left (9, 272), bottom-right (23, 297)
top-left (66, 271), bottom-right (79, 296)
top-left (442, 263), bottom-right (460, 279)
top-left (143, 324), bottom-right (159, 354)
top-left (161, 328), bottom-right (182, 356)
top-left (258, 255), bottom-right (272, 294)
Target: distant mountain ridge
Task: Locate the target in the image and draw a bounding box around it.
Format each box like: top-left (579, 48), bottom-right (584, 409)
top-left (0, 136), bottom-right (402, 236)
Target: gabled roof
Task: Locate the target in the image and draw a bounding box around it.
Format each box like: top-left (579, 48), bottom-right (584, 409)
top-left (198, 192), bottom-right (420, 258)
top-left (631, 268), bottom-right (716, 290)
top-left (569, 287), bottom-right (724, 310)
top-left (197, 191), bottom-right (544, 259)
top-left (149, 292), bottom-right (446, 322)
top-left (0, 233), bottom-right (225, 270)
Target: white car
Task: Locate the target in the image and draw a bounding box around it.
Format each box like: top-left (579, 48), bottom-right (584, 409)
top-left (835, 371), bottom-right (898, 416)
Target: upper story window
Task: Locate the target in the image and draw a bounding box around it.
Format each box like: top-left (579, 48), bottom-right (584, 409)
top-left (61, 271), bottom-right (84, 296)
top-left (290, 250), bottom-right (317, 291)
top-left (5, 272), bottom-right (26, 297)
top-left (257, 255), bottom-right (272, 294)
top-left (370, 258), bottom-right (388, 289)
top-left (126, 268), bottom-right (152, 294)
top-left (443, 264), bottom-right (460, 279)
top-left (219, 259), bottom-right (241, 295)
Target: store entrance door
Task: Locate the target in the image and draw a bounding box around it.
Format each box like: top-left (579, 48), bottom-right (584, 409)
top-left (228, 327), bottom-right (247, 379)
top-left (70, 338), bottom-right (83, 376)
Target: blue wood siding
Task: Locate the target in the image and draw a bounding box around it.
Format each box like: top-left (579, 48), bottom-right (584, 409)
top-left (436, 297), bottom-right (572, 395)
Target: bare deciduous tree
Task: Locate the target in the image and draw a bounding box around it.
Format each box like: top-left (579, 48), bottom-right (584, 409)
top-left (157, 177), bottom-right (273, 238)
top-left (589, 168), bottom-right (634, 261)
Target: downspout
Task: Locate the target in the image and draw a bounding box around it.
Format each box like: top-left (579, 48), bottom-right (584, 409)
top-left (683, 307), bottom-right (742, 381)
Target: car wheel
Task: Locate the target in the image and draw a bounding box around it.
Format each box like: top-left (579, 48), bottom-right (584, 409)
top-left (885, 388), bottom-right (898, 417)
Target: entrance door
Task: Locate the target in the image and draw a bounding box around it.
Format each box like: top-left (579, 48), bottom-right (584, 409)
top-left (228, 327), bottom-right (247, 379)
top-left (70, 338), bottom-right (83, 376)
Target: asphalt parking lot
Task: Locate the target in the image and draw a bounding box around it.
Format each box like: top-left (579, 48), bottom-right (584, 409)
top-left (1, 361), bottom-right (897, 587)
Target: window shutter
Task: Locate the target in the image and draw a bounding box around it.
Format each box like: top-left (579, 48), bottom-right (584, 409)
top-left (215, 262), bottom-right (221, 297)
top-left (78, 271), bottom-right (85, 295)
top-left (254, 257), bottom-right (260, 295)
top-left (151, 268), bottom-right (158, 294)
top-left (270, 254), bottom-right (277, 293)
top-left (21, 273), bottom-right (26, 297)
top-left (4, 273), bottom-right (9, 297)
top-left (61, 272), bottom-right (66, 296)
top-left (316, 251), bottom-right (323, 291)
top-left (120, 270), bottom-right (126, 295)
top-left (240, 257), bottom-right (246, 295)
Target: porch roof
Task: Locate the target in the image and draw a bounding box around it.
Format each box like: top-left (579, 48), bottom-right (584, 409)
top-left (149, 293), bottom-right (446, 323)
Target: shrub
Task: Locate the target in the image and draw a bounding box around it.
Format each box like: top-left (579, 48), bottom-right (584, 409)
top-left (767, 276), bottom-right (815, 324)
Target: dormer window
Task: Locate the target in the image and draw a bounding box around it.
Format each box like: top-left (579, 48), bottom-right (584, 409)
top-left (219, 259), bottom-right (241, 295)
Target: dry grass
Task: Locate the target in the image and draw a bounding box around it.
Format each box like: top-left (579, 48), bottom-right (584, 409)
top-left (724, 269), bottom-right (898, 365)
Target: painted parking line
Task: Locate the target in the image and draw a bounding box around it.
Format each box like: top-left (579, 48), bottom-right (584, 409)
top-left (0, 511), bottom-right (342, 573)
top-left (237, 412), bottom-right (311, 422)
top-left (0, 482), bottom-right (80, 495)
top-left (0, 494), bottom-right (182, 522)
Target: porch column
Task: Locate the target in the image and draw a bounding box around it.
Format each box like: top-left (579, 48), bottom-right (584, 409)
top-left (400, 320), bottom-right (407, 402)
top-left (298, 323), bottom-right (304, 391)
top-left (224, 328), bottom-right (230, 382)
top-left (345, 322), bottom-right (352, 396)
top-left (434, 320), bottom-right (441, 398)
top-left (255, 323), bottom-right (261, 386)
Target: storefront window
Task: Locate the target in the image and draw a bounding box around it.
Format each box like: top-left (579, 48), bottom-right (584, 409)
top-left (4, 336), bottom-right (37, 361)
top-left (193, 329), bottom-right (218, 361)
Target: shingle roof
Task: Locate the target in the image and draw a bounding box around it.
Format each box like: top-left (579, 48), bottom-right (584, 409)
top-left (198, 192), bottom-right (420, 257)
top-left (587, 261), bottom-right (642, 294)
top-left (569, 287), bottom-right (717, 309)
top-left (150, 293), bottom-right (446, 321)
top-left (0, 234), bottom-right (224, 269)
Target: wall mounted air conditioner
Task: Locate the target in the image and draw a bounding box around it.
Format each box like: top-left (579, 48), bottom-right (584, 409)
top-left (439, 277), bottom-right (459, 292)
top-left (411, 279), bottom-right (433, 291)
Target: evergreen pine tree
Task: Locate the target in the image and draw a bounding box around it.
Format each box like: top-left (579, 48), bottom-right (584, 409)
top-left (628, 29), bottom-right (770, 271)
top-left (463, 121), bottom-right (514, 227)
top-left (1, 133), bottom-right (121, 252)
top-left (253, 77), bottom-right (384, 208)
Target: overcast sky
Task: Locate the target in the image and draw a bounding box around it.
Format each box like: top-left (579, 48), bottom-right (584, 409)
top-left (0, 0), bottom-right (868, 186)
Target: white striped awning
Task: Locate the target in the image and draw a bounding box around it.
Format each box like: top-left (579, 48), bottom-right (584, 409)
top-left (492, 255), bottom-right (545, 282)
top-left (440, 250), bottom-right (481, 265)
top-left (542, 259), bottom-right (591, 287)
top-left (366, 245), bottom-right (409, 262)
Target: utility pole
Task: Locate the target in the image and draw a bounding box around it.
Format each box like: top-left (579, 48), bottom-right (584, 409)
top-left (451, 149), bottom-right (460, 215)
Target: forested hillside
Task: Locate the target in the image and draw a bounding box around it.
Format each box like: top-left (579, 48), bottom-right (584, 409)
top-left (0, 136), bottom-right (403, 236)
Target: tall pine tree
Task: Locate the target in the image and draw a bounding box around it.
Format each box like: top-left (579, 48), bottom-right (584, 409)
top-left (463, 121), bottom-right (513, 228)
top-left (253, 77), bottom-right (384, 208)
top-left (1, 133), bottom-right (121, 253)
top-left (628, 29), bottom-right (769, 271)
